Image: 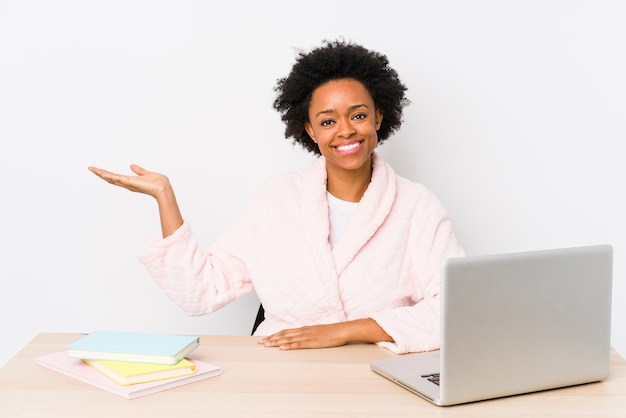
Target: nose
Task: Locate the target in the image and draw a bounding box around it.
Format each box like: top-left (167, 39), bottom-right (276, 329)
top-left (337, 117), bottom-right (356, 138)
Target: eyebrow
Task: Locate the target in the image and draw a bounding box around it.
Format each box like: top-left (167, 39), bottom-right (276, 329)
top-left (314, 103), bottom-right (369, 119)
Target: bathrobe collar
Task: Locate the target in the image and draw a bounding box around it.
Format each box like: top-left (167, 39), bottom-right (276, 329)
top-left (301, 153), bottom-right (397, 276)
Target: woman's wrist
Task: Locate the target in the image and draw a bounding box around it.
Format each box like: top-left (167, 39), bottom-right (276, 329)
top-left (344, 318), bottom-right (394, 344)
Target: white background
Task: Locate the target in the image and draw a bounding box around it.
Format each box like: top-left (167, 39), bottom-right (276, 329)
top-left (1, 0), bottom-right (624, 367)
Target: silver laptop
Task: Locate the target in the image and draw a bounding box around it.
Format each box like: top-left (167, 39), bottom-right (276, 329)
top-left (371, 244), bottom-right (613, 406)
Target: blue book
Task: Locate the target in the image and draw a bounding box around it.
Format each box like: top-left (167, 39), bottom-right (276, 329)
top-left (67, 330), bottom-right (200, 365)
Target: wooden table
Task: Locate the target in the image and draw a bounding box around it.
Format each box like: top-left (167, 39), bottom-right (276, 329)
top-left (1, 333), bottom-right (625, 417)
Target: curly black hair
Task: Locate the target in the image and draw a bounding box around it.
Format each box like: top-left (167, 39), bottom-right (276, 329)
top-left (273, 39), bottom-right (410, 155)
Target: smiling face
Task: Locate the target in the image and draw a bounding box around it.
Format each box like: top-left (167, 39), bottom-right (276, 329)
top-left (305, 78), bottom-right (383, 181)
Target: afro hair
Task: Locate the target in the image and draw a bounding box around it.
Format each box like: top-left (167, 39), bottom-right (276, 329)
top-left (273, 39), bottom-right (410, 155)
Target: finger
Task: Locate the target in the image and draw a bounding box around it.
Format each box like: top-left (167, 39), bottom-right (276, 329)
top-left (130, 164), bottom-right (147, 176)
top-left (277, 340), bottom-right (306, 350)
top-left (88, 166), bottom-right (136, 190)
top-left (259, 335), bottom-right (285, 347)
top-left (263, 332), bottom-right (310, 349)
top-left (258, 332), bottom-right (291, 347)
top-left (87, 166), bottom-right (105, 176)
top-left (88, 166), bottom-right (119, 182)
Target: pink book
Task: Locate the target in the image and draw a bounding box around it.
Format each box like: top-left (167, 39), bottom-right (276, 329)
top-left (35, 351), bottom-right (221, 399)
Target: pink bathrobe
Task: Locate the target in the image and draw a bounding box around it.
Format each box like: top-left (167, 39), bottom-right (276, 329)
top-left (137, 153), bottom-right (464, 354)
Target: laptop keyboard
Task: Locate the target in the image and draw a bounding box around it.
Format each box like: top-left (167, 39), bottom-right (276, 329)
top-left (421, 373), bottom-right (440, 386)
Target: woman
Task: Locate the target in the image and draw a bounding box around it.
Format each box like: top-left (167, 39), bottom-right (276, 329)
top-left (88, 40), bottom-right (464, 354)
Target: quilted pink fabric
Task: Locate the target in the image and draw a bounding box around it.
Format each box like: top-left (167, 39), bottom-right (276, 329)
top-left (137, 153), bottom-right (464, 353)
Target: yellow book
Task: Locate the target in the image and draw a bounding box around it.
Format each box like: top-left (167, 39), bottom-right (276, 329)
top-left (83, 358), bottom-right (196, 386)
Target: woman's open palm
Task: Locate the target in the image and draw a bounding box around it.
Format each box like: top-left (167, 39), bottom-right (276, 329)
top-left (88, 164), bottom-right (171, 200)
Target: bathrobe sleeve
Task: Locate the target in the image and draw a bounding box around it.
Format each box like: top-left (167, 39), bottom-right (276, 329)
top-left (136, 214), bottom-right (257, 316)
top-left (134, 170), bottom-right (304, 318)
top-left (368, 184), bottom-right (465, 354)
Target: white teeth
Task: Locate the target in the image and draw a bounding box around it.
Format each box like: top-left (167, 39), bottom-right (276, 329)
top-left (336, 142), bottom-right (360, 151)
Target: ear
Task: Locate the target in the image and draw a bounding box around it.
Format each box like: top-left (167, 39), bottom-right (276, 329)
top-left (304, 121), bottom-right (317, 143)
top-left (375, 109), bottom-right (383, 131)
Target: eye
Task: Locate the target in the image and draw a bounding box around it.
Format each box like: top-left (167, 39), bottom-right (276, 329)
top-left (352, 113), bottom-right (367, 121)
top-left (320, 119), bottom-right (335, 127)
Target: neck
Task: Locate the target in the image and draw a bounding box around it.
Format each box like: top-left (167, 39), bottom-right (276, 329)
top-left (326, 159), bottom-right (373, 203)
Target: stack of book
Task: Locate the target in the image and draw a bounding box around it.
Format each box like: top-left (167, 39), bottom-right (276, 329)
top-left (35, 330), bottom-right (221, 399)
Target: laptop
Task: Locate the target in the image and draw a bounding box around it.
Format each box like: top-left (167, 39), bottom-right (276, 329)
top-left (370, 244), bottom-right (613, 406)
